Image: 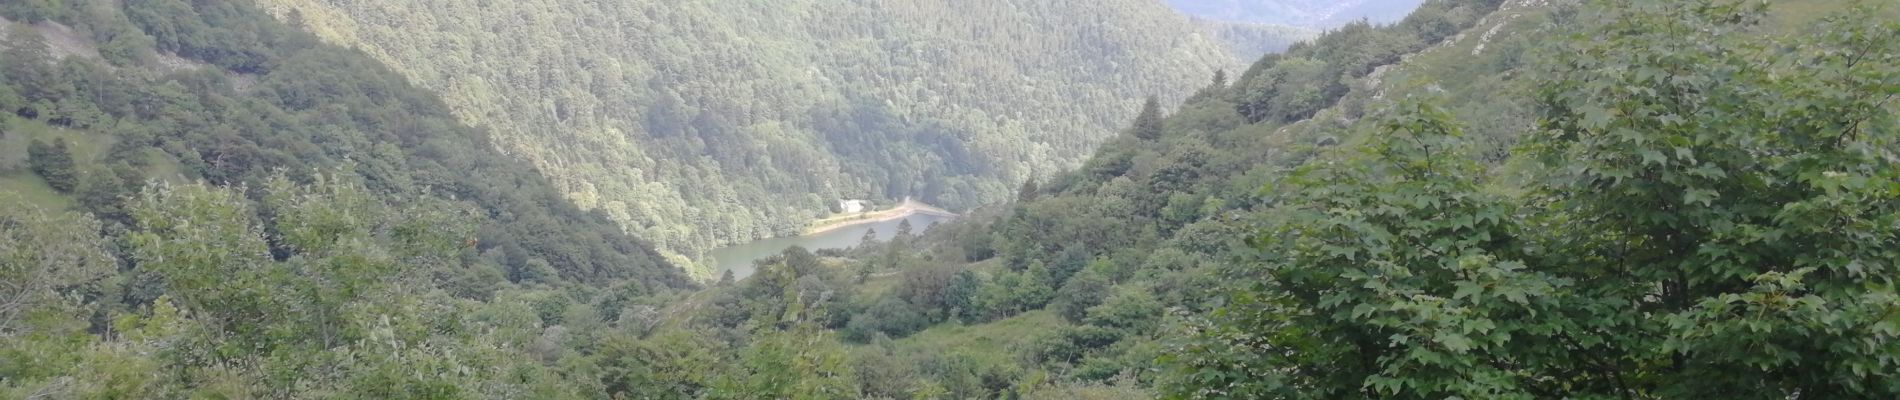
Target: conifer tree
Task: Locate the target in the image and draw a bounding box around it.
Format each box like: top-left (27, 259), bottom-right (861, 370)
top-left (1132, 96), bottom-right (1165, 141)
top-left (26, 138), bottom-right (78, 193)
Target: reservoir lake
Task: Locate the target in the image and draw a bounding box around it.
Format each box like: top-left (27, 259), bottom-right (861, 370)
top-left (707, 212), bottom-right (951, 280)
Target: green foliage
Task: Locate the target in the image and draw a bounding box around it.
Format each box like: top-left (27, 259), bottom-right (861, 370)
top-left (1164, 1), bottom-right (1900, 398)
top-left (0, 0), bottom-right (688, 290)
top-left (848, 346), bottom-right (929, 399)
top-left (797, 3), bottom-right (1523, 392)
top-left (1166, 102), bottom-right (1567, 398)
top-left (0, 0), bottom-right (63, 23)
top-left (891, 264), bottom-right (961, 320)
top-left (1133, 96), bottom-right (1168, 141)
top-left (0, 25), bottom-right (58, 117)
top-left (690, 249), bottom-right (864, 399)
top-left (978, 267), bottom-right (1056, 320)
top-left (1, 176), bottom-right (593, 398)
top-left (1086, 286), bottom-right (1164, 333)
top-left (25, 138), bottom-right (76, 192)
top-left (1521, 1), bottom-right (1900, 396)
top-left (941, 270), bottom-right (985, 322)
top-left (252, 0), bottom-right (1239, 266)
top-left (1052, 270), bottom-right (1112, 323)
top-left (846, 3), bottom-right (1517, 390)
top-left (75, 163), bottom-right (140, 225)
top-left (711, 323), bottom-right (859, 400)
top-left (0, 199), bottom-right (114, 335)
top-left (596, 330), bottom-right (727, 399)
top-left (843, 296), bottom-right (931, 343)
top-left (1231, 0), bottom-right (1500, 124)
top-left (128, 182), bottom-right (276, 335)
top-left (14, 0), bottom-right (1896, 397)
top-left (0, 2), bottom-right (702, 394)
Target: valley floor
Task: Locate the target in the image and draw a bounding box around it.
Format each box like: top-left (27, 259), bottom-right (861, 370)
top-left (805, 197), bottom-right (955, 235)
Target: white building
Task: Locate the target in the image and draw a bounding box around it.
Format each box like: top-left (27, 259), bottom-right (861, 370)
top-left (840, 199), bottom-right (868, 213)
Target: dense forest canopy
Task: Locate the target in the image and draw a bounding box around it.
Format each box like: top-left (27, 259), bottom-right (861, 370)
top-left (0, 0), bottom-right (696, 289)
top-left (0, 0), bottom-right (704, 396)
top-left (254, 0), bottom-right (1250, 273)
top-left (4, 0), bottom-right (1898, 398)
top-left (599, 0), bottom-right (1898, 397)
top-left (1162, 1), bottom-right (1900, 396)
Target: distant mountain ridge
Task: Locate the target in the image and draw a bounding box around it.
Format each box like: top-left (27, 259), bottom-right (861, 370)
top-left (1193, 16), bottom-right (1319, 60)
top-left (1167, 0), bottom-right (1428, 29)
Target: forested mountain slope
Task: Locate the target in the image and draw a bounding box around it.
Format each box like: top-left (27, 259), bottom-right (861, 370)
top-left (1168, 0), bottom-right (1428, 28)
top-left (790, 0), bottom-right (1897, 397)
top-left (618, 0), bottom-right (1518, 397)
top-left (11, 0), bottom-right (1896, 398)
top-left (597, 0), bottom-right (1900, 398)
top-left (1194, 17), bottom-right (1319, 60)
top-left (256, 0), bottom-right (1240, 271)
top-left (0, 1), bottom-right (690, 289)
top-left (0, 1), bottom-right (709, 396)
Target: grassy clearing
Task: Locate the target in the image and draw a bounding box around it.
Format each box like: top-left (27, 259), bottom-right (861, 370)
top-left (856, 268), bottom-right (902, 298)
top-left (1, 118), bottom-right (113, 166)
top-left (856, 258), bottom-right (1005, 298)
top-left (0, 118), bottom-right (109, 210)
top-left (869, 310), bottom-right (1064, 366)
top-left (0, 174), bottom-right (73, 210)
top-left (0, 117), bottom-right (191, 210)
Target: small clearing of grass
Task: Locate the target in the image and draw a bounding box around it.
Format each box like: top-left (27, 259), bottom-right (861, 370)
top-left (0, 174), bottom-right (73, 210)
top-left (857, 258), bottom-right (1005, 298)
top-left (1, 118), bottom-right (114, 164)
top-left (2, 117), bottom-right (190, 191)
top-left (869, 310), bottom-right (1064, 366)
top-left (1, 118), bottom-right (111, 210)
top-left (856, 268), bottom-right (902, 298)
top-left (862, 257), bottom-right (1010, 297)
top-left (965, 258), bottom-right (1005, 275)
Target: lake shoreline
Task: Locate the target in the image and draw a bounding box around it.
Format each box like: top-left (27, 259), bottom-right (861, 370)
top-left (803, 198), bottom-right (955, 235)
top-left (710, 211), bottom-right (954, 280)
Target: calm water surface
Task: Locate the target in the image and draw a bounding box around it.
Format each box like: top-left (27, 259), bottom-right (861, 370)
top-left (708, 213), bottom-right (950, 280)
